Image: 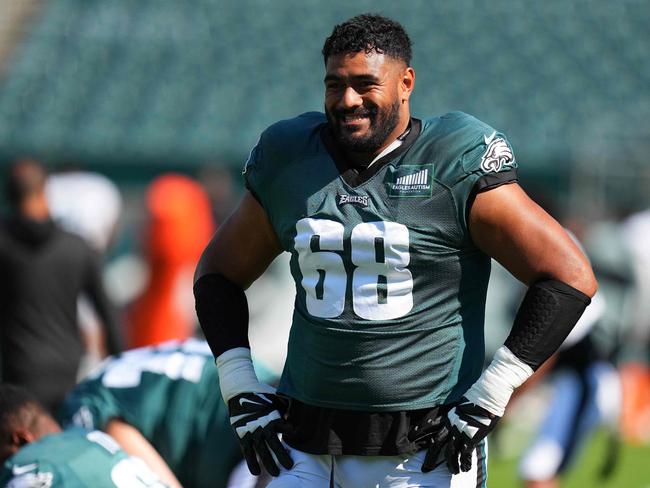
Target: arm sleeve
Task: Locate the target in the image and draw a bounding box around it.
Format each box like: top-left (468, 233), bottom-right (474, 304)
top-left (504, 278), bottom-right (591, 371)
top-left (193, 273), bottom-right (250, 358)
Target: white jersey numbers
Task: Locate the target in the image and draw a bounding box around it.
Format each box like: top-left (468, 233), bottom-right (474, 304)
top-left (100, 349), bottom-right (206, 389)
top-left (295, 218), bottom-right (346, 318)
top-left (295, 218), bottom-right (413, 320)
top-left (350, 221), bottom-right (413, 320)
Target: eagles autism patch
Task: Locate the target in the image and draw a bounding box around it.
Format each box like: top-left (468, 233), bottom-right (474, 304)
top-left (386, 164), bottom-right (433, 198)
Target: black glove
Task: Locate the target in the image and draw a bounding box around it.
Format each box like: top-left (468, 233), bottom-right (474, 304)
top-left (228, 392), bottom-right (294, 476)
top-left (445, 397), bottom-right (500, 474)
top-left (408, 409), bottom-right (451, 473)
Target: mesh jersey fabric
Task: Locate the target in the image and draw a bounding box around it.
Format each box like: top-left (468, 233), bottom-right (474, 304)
top-left (244, 111), bottom-right (518, 411)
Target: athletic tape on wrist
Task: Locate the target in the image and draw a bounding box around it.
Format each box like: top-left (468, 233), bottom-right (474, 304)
top-left (464, 346), bottom-right (533, 417)
top-left (216, 347), bottom-right (275, 403)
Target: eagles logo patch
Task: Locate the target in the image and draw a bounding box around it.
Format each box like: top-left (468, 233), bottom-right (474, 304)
top-left (480, 132), bottom-right (514, 173)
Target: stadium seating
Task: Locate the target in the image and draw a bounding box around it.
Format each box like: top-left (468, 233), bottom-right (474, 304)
top-left (0, 0), bottom-right (647, 172)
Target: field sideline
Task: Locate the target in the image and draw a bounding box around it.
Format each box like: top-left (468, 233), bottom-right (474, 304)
top-left (488, 430), bottom-right (650, 487)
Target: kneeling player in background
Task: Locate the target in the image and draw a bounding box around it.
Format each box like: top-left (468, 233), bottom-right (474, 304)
top-left (0, 383), bottom-right (167, 487)
top-left (59, 338), bottom-right (276, 488)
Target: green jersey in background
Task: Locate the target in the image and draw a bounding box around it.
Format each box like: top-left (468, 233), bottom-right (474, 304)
top-left (0, 428), bottom-right (167, 487)
top-left (59, 339), bottom-right (277, 488)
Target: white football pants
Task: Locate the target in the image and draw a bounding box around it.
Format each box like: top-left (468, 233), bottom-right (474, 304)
top-left (255, 440), bottom-right (488, 488)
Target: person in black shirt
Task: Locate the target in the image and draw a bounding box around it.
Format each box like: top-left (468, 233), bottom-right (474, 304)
top-left (0, 159), bottom-right (123, 414)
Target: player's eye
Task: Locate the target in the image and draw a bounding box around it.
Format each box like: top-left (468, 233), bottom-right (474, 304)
top-left (356, 81), bottom-right (377, 91)
top-left (325, 82), bottom-right (342, 91)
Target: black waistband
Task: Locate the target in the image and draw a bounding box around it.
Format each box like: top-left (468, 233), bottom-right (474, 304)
top-left (281, 397), bottom-right (450, 456)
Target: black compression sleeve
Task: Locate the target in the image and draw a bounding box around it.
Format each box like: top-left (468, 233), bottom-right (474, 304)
top-left (504, 279), bottom-right (591, 371)
top-left (193, 273), bottom-right (250, 358)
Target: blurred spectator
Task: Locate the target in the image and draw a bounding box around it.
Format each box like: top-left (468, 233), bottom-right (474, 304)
top-left (126, 174), bottom-right (214, 348)
top-left (46, 169), bottom-right (124, 376)
top-left (489, 192), bottom-right (624, 486)
top-left (0, 384), bottom-right (166, 487)
top-left (620, 209), bottom-right (650, 360)
top-left (0, 159), bottom-right (123, 414)
top-left (518, 292), bottom-right (621, 487)
top-left (619, 363), bottom-right (650, 445)
top-left (45, 169), bottom-right (122, 253)
top-left (617, 209), bottom-right (650, 444)
top-left (59, 338), bottom-right (276, 488)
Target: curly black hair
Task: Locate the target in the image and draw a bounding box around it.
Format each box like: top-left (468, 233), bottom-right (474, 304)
top-left (322, 13), bottom-right (412, 65)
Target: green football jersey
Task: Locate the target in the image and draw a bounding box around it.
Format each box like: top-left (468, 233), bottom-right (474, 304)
top-left (244, 111), bottom-right (518, 411)
top-left (58, 339), bottom-right (276, 488)
top-left (0, 428), bottom-right (167, 487)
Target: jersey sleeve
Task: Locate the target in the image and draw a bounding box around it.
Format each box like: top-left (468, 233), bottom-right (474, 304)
top-left (58, 379), bottom-right (121, 431)
top-left (459, 129), bottom-right (518, 192)
top-left (242, 112), bottom-right (327, 211)
top-left (439, 112), bottom-right (519, 234)
top-left (242, 120), bottom-right (288, 209)
top-left (242, 137), bottom-right (264, 204)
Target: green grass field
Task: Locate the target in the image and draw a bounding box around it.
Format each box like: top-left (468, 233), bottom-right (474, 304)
top-left (487, 430), bottom-right (650, 488)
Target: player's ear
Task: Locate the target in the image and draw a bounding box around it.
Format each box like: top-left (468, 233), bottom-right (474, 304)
top-left (11, 428), bottom-right (35, 449)
top-left (400, 66), bottom-right (415, 103)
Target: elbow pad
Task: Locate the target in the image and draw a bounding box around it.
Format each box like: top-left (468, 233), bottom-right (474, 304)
top-left (504, 278), bottom-right (591, 371)
top-left (193, 273), bottom-right (250, 358)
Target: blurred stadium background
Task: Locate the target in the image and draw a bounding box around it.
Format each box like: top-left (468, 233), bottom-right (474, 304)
top-left (0, 1), bottom-right (648, 204)
top-left (0, 0), bottom-right (649, 486)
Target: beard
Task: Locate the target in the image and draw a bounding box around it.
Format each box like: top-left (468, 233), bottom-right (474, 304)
top-left (326, 99), bottom-right (402, 154)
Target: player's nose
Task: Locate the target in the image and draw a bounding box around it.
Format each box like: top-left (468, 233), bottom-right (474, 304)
top-left (339, 86), bottom-right (363, 109)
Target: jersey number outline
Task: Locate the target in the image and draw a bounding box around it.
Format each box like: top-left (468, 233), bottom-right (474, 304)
top-left (100, 350), bottom-right (206, 389)
top-left (295, 218), bottom-right (413, 320)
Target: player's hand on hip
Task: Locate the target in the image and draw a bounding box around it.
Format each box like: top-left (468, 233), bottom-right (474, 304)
top-left (445, 397), bottom-right (499, 474)
top-left (443, 346), bottom-right (533, 473)
top-left (408, 408), bottom-right (451, 473)
top-left (228, 392), bottom-right (294, 476)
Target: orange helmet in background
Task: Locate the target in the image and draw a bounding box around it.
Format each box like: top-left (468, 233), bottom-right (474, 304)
top-left (146, 174), bottom-right (215, 263)
top-left (127, 174), bottom-right (215, 348)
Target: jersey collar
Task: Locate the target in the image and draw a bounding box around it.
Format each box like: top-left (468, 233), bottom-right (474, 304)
top-left (320, 118), bottom-right (422, 188)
